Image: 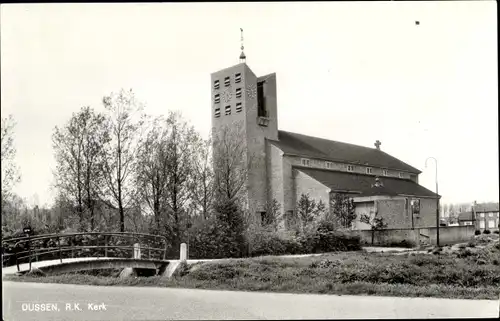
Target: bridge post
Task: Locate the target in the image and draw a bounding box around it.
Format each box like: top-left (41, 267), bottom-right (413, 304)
top-left (28, 237), bottom-right (32, 271)
top-left (180, 243), bottom-right (187, 263)
top-left (133, 243), bottom-right (141, 259)
top-left (104, 235), bottom-right (108, 257)
top-left (57, 236), bottom-right (62, 263)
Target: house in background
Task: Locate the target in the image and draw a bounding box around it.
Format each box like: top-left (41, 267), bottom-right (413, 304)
top-left (458, 211), bottom-right (475, 227)
top-left (210, 48), bottom-right (440, 231)
top-left (474, 203), bottom-right (499, 232)
top-left (458, 203), bottom-right (499, 232)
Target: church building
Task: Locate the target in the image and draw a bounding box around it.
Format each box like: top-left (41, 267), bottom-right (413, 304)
top-left (210, 43), bottom-right (439, 231)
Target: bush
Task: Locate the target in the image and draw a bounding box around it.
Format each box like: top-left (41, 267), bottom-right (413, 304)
top-left (306, 220), bottom-right (361, 253)
top-left (475, 230), bottom-right (481, 235)
top-left (483, 230), bottom-right (491, 234)
top-left (249, 230), bottom-right (287, 257)
top-left (494, 230), bottom-right (499, 234)
top-left (245, 220), bottom-right (361, 257)
top-left (384, 239), bottom-right (416, 248)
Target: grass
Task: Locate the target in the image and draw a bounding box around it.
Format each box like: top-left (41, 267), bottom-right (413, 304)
top-left (4, 240), bottom-right (499, 300)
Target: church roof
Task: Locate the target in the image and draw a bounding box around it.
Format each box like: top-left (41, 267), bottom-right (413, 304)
top-left (270, 130), bottom-right (421, 174)
top-left (297, 167), bottom-right (438, 198)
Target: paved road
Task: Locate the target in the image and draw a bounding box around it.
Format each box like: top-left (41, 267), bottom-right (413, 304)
top-left (3, 281), bottom-right (499, 320)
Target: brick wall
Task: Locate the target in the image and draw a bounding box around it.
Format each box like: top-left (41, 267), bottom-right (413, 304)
top-left (267, 143), bottom-right (285, 217)
top-left (414, 198), bottom-right (438, 228)
top-left (294, 169), bottom-right (330, 211)
top-left (376, 198), bottom-right (412, 229)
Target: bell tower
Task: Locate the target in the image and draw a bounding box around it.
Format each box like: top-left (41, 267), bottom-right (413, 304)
top-left (210, 30), bottom-right (278, 214)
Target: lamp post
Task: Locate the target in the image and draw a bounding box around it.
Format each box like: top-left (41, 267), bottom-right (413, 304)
top-left (425, 157), bottom-right (439, 247)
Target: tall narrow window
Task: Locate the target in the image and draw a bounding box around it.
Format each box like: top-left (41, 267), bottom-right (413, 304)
top-left (225, 105), bottom-right (231, 115)
top-left (235, 73), bottom-right (242, 83)
top-left (257, 81), bottom-right (266, 117)
top-left (224, 76), bottom-right (230, 87)
top-left (301, 158), bottom-right (310, 166)
top-left (214, 80), bottom-right (220, 90)
top-left (235, 88), bottom-right (242, 98)
top-left (382, 169), bottom-right (389, 176)
top-left (214, 107), bottom-right (221, 118)
top-left (399, 172), bottom-right (404, 178)
top-left (347, 165), bottom-right (354, 172)
top-left (366, 167), bottom-right (373, 174)
top-left (326, 162), bottom-right (333, 169)
top-left (236, 102), bottom-right (242, 113)
top-left (214, 93), bottom-right (220, 104)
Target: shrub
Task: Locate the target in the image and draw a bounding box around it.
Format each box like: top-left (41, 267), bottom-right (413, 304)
top-left (246, 220), bottom-right (361, 257)
top-left (483, 230), bottom-right (491, 234)
top-left (475, 230), bottom-right (481, 235)
top-left (385, 239), bottom-right (416, 248)
top-left (494, 230), bottom-right (499, 234)
top-left (249, 230), bottom-right (287, 257)
top-left (308, 220), bottom-right (361, 253)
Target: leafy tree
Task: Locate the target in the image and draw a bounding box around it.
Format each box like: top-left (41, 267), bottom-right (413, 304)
top-left (263, 198), bottom-right (282, 231)
top-left (296, 193), bottom-right (326, 233)
top-left (213, 198), bottom-right (247, 258)
top-left (135, 112), bottom-right (203, 249)
top-left (209, 123), bottom-right (251, 256)
top-left (329, 193), bottom-right (356, 229)
top-left (101, 89), bottom-right (146, 232)
top-left (360, 209), bottom-right (388, 245)
top-left (52, 107), bottom-right (109, 231)
top-left (1, 115), bottom-right (21, 214)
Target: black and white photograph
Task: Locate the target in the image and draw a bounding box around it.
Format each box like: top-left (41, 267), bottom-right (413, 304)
top-left (1, 1), bottom-right (499, 320)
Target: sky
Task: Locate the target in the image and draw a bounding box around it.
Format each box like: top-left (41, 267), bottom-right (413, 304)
top-left (1, 2), bottom-right (498, 208)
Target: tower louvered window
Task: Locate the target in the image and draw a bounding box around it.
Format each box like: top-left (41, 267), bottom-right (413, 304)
top-left (236, 88), bottom-right (242, 98)
top-left (225, 105), bottom-right (231, 115)
top-left (236, 102), bottom-right (242, 113)
top-left (214, 94), bottom-right (220, 104)
top-left (235, 73), bottom-right (242, 83)
top-left (214, 80), bottom-right (220, 90)
top-left (224, 77), bottom-right (230, 87)
top-left (215, 107), bottom-right (221, 118)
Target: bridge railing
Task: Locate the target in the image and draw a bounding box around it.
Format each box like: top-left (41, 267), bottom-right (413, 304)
top-left (1, 232), bottom-right (168, 272)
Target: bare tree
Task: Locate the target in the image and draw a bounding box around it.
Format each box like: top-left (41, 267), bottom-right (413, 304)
top-left (101, 89), bottom-right (145, 232)
top-left (1, 115), bottom-right (21, 214)
top-left (212, 123), bottom-right (250, 205)
top-left (189, 135), bottom-right (214, 220)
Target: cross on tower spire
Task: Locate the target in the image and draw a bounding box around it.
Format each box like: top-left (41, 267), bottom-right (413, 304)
top-left (239, 28), bottom-right (246, 63)
top-left (374, 140), bottom-right (382, 150)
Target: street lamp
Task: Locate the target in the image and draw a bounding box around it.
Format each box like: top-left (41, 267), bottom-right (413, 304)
top-left (425, 157), bottom-right (439, 247)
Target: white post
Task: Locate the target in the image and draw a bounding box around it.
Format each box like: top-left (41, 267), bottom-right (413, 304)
top-left (133, 243), bottom-right (141, 259)
top-left (180, 243), bottom-right (187, 263)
